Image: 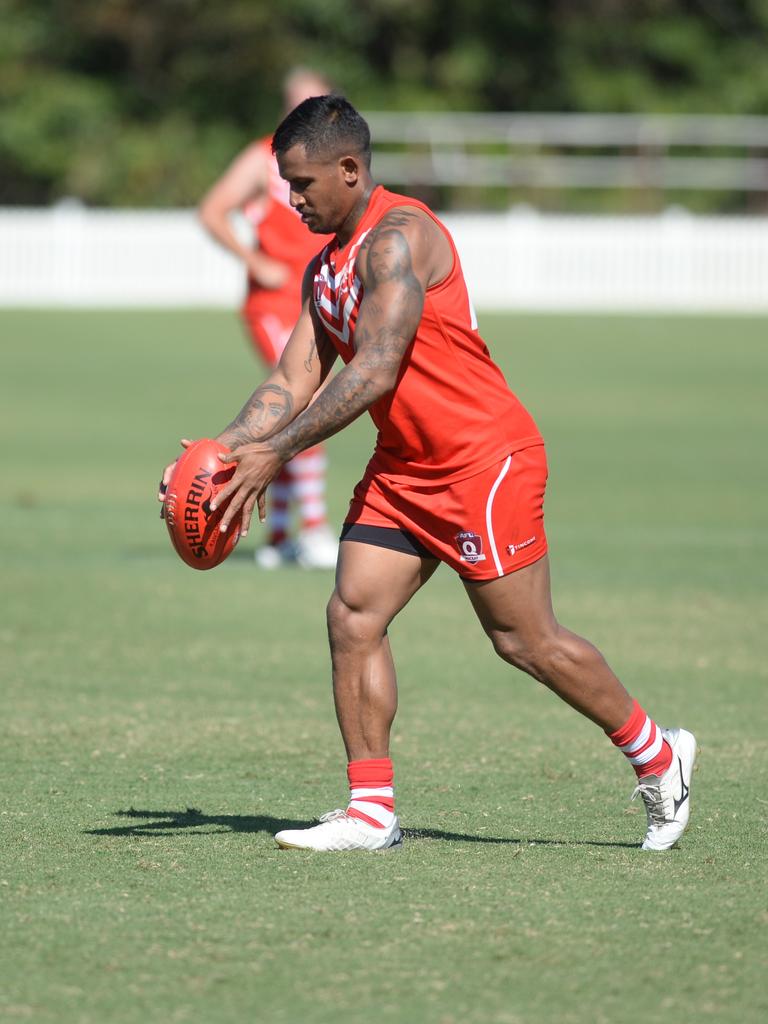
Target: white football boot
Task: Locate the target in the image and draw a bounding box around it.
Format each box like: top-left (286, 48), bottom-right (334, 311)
top-left (254, 539), bottom-right (296, 570)
top-left (275, 809), bottom-right (403, 852)
top-left (631, 727), bottom-right (697, 851)
top-left (294, 525), bottom-right (339, 570)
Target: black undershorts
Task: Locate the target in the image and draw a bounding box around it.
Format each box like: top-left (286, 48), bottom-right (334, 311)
top-left (339, 522), bottom-right (437, 560)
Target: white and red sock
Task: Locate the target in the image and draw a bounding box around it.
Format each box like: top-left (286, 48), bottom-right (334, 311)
top-left (608, 699), bottom-right (673, 779)
top-left (267, 466), bottom-right (291, 547)
top-left (346, 757), bottom-right (395, 829)
top-left (285, 445), bottom-right (328, 532)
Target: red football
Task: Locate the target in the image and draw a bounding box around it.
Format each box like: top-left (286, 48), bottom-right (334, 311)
top-left (163, 438), bottom-right (242, 570)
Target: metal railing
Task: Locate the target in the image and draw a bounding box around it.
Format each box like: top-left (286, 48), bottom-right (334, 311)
top-left (364, 112), bottom-right (768, 194)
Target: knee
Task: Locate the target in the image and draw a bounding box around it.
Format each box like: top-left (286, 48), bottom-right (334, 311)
top-left (326, 591), bottom-right (351, 646)
top-left (326, 591), bottom-right (382, 653)
top-left (488, 628), bottom-right (565, 683)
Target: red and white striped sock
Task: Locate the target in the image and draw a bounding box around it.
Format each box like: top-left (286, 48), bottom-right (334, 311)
top-left (267, 466), bottom-right (291, 547)
top-left (346, 757), bottom-right (395, 829)
top-left (285, 445), bottom-right (328, 531)
top-left (608, 699), bottom-right (673, 779)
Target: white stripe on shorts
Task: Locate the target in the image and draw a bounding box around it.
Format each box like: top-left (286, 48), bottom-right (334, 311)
top-left (485, 455), bottom-right (512, 577)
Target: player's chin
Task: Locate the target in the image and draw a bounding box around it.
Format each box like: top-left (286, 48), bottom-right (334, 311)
top-left (301, 212), bottom-right (327, 233)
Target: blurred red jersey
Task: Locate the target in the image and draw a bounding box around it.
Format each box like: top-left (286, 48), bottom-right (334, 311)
top-left (242, 138), bottom-right (332, 363)
top-left (243, 136), bottom-right (331, 285)
top-left (312, 186), bottom-right (543, 482)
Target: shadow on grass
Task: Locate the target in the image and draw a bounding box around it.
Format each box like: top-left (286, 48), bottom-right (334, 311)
top-left (85, 807), bottom-right (306, 837)
top-left (85, 808), bottom-right (638, 848)
top-left (405, 827), bottom-right (638, 849)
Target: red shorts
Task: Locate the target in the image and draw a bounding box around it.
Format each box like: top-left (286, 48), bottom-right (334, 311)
top-left (345, 444), bottom-right (548, 580)
top-left (241, 289), bottom-right (299, 367)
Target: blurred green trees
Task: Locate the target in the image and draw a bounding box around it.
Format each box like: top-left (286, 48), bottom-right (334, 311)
top-left (1, 0), bottom-right (767, 206)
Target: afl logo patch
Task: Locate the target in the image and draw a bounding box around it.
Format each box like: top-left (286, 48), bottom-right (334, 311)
top-left (455, 530), bottom-right (486, 564)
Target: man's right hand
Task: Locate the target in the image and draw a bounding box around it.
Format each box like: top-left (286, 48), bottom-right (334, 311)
top-left (245, 251), bottom-right (290, 290)
top-left (157, 438), bottom-right (194, 515)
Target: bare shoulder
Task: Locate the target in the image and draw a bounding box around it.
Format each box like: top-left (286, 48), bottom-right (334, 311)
top-left (201, 140), bottom-right (270, 210)
top-left (370, 204), bottom-right (442, 246)
top-left (233, 140), bottom-right (272, 182)
top-left (360, 204), bottom-right (452, 287)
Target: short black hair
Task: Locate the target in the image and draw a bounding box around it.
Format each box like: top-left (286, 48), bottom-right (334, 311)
top-left (272, 95), bottom-right (371, 168)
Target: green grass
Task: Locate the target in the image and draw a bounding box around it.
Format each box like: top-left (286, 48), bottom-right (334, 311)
top-left (1, 309), bottom-right (766, 1024)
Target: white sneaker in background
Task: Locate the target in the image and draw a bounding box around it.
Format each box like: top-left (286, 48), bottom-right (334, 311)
top-left (294, 524), bottom-right (339, 569)
top-left (632, 727), bottom-right (697, 851)
top-left (254, 540), bottom-right (296, 570)
top-left (275, 809), bottom-right (403, 852)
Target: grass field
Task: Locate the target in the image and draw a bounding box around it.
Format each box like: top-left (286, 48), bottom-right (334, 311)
top-left (1, 309), bottom-right (766, 1024)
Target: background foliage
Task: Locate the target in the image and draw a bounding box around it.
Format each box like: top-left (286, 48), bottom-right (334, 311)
top-left (2, 0), bottom-right (768, 206)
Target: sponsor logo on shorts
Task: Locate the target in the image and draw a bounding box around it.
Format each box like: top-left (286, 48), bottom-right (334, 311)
top-left (455, 530), bottom-right (486, 564)
top-left (507, 536), bottom-right (537, 557)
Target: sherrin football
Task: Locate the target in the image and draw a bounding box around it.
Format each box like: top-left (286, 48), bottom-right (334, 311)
top-left (163, 438), bottom-right (241, 569)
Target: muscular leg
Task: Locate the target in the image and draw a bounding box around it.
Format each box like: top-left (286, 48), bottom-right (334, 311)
top-left (328, 540), bottom-right (439, 760)
top-left (464, 554), bottom-right (633, 731)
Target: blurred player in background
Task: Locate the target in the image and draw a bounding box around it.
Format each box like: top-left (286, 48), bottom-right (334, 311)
top-left (167, 95), bottom-right (696, 854)
top-left (198, 68), bottom-right (337, 569)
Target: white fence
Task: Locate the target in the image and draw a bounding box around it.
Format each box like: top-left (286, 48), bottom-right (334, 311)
top-left (1, 204), bottom-right (767, 312)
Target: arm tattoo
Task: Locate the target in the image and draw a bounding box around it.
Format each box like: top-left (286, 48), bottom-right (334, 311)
top-left (304, 337), bottom-right (318, 373)
top-left (355, 217), bottom-right (424, 377)
top-left (270, 364), bottom-right (377, 461)
top-left (268, 212), bottom-right (426, 461)
top-left (363, 209), bottom-right (419, 233)
top-left (221, 382), bottom-right (294, 447)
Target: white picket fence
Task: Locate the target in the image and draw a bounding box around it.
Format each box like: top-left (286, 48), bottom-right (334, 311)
top-left (1, 203), bottom-right (767, 311)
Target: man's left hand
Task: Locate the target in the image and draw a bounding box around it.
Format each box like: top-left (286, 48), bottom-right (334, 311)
top-left (211, 442), bottom-right (284, 537)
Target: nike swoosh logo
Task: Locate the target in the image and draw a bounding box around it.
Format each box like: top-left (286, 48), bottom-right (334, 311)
top-left (673, 754), bottom-right (690, 816)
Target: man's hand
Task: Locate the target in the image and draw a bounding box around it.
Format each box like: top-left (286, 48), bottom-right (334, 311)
top-left (211, 442), bottom-right (284, 537)
top-left (244, 251), bottom-right (290, 290)
top-left (157, 438), bottom-right (194, 517)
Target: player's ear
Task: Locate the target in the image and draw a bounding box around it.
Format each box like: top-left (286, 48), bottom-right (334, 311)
top-left (339, 155), bottom-right (361, 186)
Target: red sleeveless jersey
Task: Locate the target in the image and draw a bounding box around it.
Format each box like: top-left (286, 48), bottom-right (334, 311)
top-left (243, 137), bottom-right (332, 296)
top-left (312, 186), bottom-right (543, 483)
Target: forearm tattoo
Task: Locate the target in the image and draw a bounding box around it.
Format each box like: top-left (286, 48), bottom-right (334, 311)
top-left (304, 337), bottom-right (318, 374)
top-left (221, 382), bottom-right (295, 447)
top-left (270, 364), bottom-right (377, 461)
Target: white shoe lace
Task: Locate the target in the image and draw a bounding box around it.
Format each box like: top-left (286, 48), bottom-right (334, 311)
top-left (318, 809), bottom-right (350, 824)
top-left (631, 780), bottom-right (667, 826)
